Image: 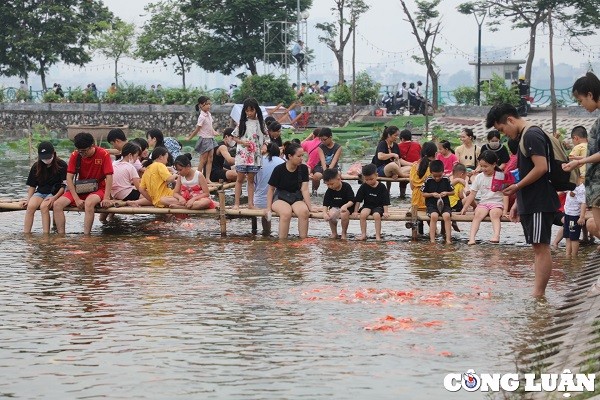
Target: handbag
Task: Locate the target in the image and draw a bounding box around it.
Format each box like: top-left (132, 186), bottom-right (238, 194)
top-left (73, 153), bottom-right (98, 195)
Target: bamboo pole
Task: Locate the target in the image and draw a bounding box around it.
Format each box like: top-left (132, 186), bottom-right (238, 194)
top-left (217, 183), bottom-right (227, 236)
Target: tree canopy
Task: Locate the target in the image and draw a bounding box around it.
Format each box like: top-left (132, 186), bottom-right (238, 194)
top-left (91, 19), bottom-right (136, 87)
top-left (181, 0), bottom-right (312, 76)
top-left (136, 1), bottom-right (198, 90)
top-left (0, 0), bottom-right (113, 90)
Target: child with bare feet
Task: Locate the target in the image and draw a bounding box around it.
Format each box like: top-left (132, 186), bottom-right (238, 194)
top-left (352, 163), bottom-right (390, 240)
top-left (322, 168), bottom-right (355, 239)
top-left (460, 151), bottom-right (508, 244)
top-left (421, 160), bottom-right (453, 244)
top-left (172, 154), bottom-right (216, 210)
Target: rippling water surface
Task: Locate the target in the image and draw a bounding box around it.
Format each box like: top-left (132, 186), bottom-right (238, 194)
top-left (0, 158), bottom-right (595, 399)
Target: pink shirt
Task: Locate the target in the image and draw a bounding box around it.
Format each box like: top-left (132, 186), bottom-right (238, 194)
top-left (436, 152), bottom-right (458, 175)
top-left (111, 160), bottom-right (139, 200)
top-left (301, 138), bottom-right (321, 170)
top-left (196, 110), bottom-right (216, 139)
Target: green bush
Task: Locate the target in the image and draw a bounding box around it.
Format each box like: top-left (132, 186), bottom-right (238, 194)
top-left (481, 73), bottom-right (520, 106)
top-left (162, 87), bottom-right (206, 105)
top-left (233, 74), bottom-right (295, 105)
top-left (0, 87), bottom-right (5, 103)
top-left (353, 71), bottom-right (381, 105)
top-left (67, 87), bottom-right (97, 103)
top-left (16, 89), bottom-right (30, 102)
top-left (299, 93), bottom-right (321, 106)
top-left (42, 90), bottom-right (62, 103)
top-left (453, 86), bottom-right (478, 105)
top-left (329, 84), bottom-right (352, 105)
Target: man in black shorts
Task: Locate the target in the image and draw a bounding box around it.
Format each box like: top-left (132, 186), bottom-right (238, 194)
top-left (486, 104), bottom-right (560, 297)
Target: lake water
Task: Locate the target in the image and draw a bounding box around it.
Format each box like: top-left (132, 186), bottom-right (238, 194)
top-left (0, 157), bottom-right (595, 399)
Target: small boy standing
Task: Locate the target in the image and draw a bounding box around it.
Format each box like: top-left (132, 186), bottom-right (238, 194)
top-left (563, 183), bottom-right (587, 257)
top-left (352, 163), bottom-right (390, 240)
top-left (322, 168), bottom-right (355, 239)
top-left (421, 160), bottom-right (454, 244)
top-left (569, 126), bottom-right (588, 185)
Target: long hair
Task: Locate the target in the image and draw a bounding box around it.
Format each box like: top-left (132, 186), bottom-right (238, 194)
top-left (238, 98), bottom-right (266, 138)
top-left (378, 125), bottom-right (399, 142)
top-left (35, 153), bottom-right (63, 181)
top-left (266, 142), bottom-right (280, 162)
top-left (418, 141), bottom-right (438, 178)
top-left (146, 128), bottom-right (165, 147)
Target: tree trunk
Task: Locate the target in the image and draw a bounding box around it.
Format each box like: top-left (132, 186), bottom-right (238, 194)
top-left (249, 61), bottom-right (258, 75)
top-left (39, 60), bottom-right (47, 92)
top-left (524, 25), bottom-right (537, 84)
top-left (114, 59), bottom-right (119, 86)
top-left (548, 9), bottom-right (557, 134)
top-left (431, 73), bottom-right (438, 111)
top-left (181, 62), bottom-right (187, 90)
top-left (336, 52), bottom-right (344, 85)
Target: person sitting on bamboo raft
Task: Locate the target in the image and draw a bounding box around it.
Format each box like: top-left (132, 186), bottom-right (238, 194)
top-left (171, 154), bottom-right (216, 210)
top-left (409, 141), bottom-right (438, 212)
top-left (137, 147), bottom-right (180, 208)
top-left (210, 128), bottom-right (238, 183)
top-left (310, 127), bottom-right (342, 195)
top-left (255, 142), bottom-right (285, 235)
top-left (373, 126), bottom-right (412, 180)
top-left (22, 141), bottom-right (67, 234)
top-left (265, 142), bottom-right (311, 239)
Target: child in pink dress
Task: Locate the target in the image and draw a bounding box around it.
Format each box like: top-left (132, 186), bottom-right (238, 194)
top-left (436, 140), bottom-right (458, 176)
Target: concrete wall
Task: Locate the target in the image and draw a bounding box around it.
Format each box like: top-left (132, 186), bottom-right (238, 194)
top-left (0, 103), bottom-right (358, 139)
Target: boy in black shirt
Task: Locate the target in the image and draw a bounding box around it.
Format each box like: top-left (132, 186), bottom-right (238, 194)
top-left (352, 163), bottom-right (390, 240)
top-left (322, 168), bottom-right (355, 239)
top-left (421, 160), bottom-right (453, 244)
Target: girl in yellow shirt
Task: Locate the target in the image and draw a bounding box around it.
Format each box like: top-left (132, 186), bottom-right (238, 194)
top-left (410, 141), bottom-right (438, 210)
top-left (139, 147), bottom-right (179, 207)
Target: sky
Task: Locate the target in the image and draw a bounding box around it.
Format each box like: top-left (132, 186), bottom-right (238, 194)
top-left (2, 0), bottom-right (599, 91)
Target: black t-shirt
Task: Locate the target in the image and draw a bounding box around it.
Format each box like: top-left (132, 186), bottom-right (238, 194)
top-left (323, 181), bottom-right (355, 208)
top-left (316, 142), bottom-right (341, 168)
top-left (355, 182), bottom-right (390, 209)
top-left (26, 159), bottom-right (67, 194)
top-left (517, 127), bottom-right (560, 214)
top-left (212, 141), bottom-right (233, 170)
top-left (270, 135), bottom-right (283, 148)
top-left (268, 163), bottom-right (309, 192)
top-left (421, 176), bottom-right (453, 208)
top-left (481, 144), bottom-right (510, 166)
top-left (372, 141), bottom-right (400, 167)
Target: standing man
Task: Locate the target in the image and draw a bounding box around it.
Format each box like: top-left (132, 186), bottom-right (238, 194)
top-left (486, 104), bottom-right (559, 297)
top-left (53, 132), bottom-right (113, 235)
top-left (291, 40), bottom-right (305, 71)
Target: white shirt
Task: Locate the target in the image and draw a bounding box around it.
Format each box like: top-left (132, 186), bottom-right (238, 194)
top-left (564, 184), bottom-right (586, 217)
top-left (471, 172), bottom-right (504, 206)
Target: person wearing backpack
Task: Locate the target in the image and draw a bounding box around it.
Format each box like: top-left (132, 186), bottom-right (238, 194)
top-left (486, 103), bottom-right (560, 298)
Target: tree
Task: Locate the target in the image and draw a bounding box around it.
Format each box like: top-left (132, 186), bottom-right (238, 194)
top-left (91, 19), bottom-right (136, 87)
top-left (457, 0), bottom-right (600, 85)
top-left (182, 0), bottom-right (312, 76)
top-left (0, 0), bottom-right (113, 90)
top-left (399, 0), bottom-right (442, 110)
top-left (136, 1), bottom-right (197, 89)
top-left (315, 0), bottom-right (369, 86)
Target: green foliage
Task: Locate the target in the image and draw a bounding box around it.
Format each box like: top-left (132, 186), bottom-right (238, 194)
top-left (0, 88), bottom-right (4, 103)
top-left (0, 1), bottom-right (113, 90)
top-left (16, 89), bottom-right (30, 102)
top-left (67, 87), bottom-right (98, 103)
top-left (353, 71), bottom-right (381, 105)
top-left (232, 74), bottom-right (295, 105)
top-left (42, 91), bottom-right (62, 103)
top-left (91, 18), bottom-right (136, 86)
top-left (136, 1), bottom-right (197, 89)
top-left (182, 0), bottom-right (312, 75)
top-left (162, 87), bottom-right (206, 105)
top-left (329, 84), bottom-right (352, 106)
top-left (299, 93), bottom-right (321, 106)
top-left (430, 125), bottom-right (461, 148)
top-left (453, 86), bottom-right (478, 105)
top-left (481, 73), bottom-right (520, 106)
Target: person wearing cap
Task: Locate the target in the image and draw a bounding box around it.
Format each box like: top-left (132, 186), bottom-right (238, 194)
top-left (53, 132), bottom-right (114, 235)
top-left (22, 142), bottom-right (67, 233)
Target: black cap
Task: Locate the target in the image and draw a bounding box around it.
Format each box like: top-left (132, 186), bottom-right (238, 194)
top-left (38, 141), bottom-right (55, 160)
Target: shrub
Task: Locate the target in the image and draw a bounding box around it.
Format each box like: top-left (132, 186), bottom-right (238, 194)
top-left (162, 87), bottom-right (206, 105)
top-left (353, 71), bottom-right (381, 105)
top-left (233, 74), bottom-right (295, 105)
top-left (481, 73), bottom-right (520, 106)
top-left (453, 86), bottom-right (478, 105)
top-left (0, 87), bottom-right (5, 103)
top-left (16, 89), bottom-right (30, 102)
top-left (42, 90), bottom-right (62, 103)
top-left (67, 87), bottom-right (97, 103)
top-left (299, 93), bottom-right (321, 106)
top-left (329, 84), bottom-right (352, 105)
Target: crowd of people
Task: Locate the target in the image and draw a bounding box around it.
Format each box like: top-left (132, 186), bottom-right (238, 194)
top-left (19, 71), bottom-right (600, 297)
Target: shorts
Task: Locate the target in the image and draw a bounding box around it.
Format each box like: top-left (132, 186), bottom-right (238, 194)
top-left (327, 207), bottom-right (341, 223)
top-left (450, 200), bottom-right (463, 212)
top-left (376, 165), bottom-right (386, 177)
top-left (426, 204), bottom-right (452, 216)
top-left (553, 211), bottom-right (565, 227)
top-left (520, 212), bottom-right (555, 245)
top-left (477, 203), bottom-right (503, 211)
top-left (195, 137), bottom-right (218, 154)
top-left (62, 189), bottom-right (106, 206)
top-left (122, 189), bottom-right (141, 201)
top-left (210, 168), bottom-right (230, 183)
top-left (563, 214), bottom-right (582, 241)
top-left (33, 192), bottom-right (53, 199)
top-left (360, 206), bottom-right (384, 216)
top-left (236, 165), bottom-right (261, 174)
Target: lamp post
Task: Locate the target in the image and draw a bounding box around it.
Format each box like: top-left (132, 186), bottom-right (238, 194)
top-left (296, 0), bottom-right (301, 87)
top-left (473, 9), bottom-right (487, 106)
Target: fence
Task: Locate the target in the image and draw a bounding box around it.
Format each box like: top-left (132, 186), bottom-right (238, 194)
top-left (437, 86), bottom-right (576, 107)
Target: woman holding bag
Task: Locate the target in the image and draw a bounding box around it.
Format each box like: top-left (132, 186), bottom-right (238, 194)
top-left (265, 143), bottom-right (311, 239)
